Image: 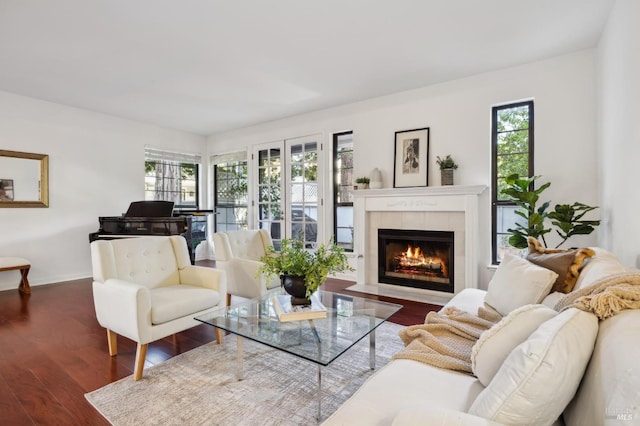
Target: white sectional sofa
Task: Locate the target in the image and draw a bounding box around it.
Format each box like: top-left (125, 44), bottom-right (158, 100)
top-left (324, 248), bottom-right (640, 426)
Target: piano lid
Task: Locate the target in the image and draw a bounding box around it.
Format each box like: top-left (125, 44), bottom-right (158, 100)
top-left (125, 201), bottom-right (174, 217)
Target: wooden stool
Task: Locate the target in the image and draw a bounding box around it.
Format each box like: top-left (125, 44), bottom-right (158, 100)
top-left (0, 257), bottom-right (31, 294)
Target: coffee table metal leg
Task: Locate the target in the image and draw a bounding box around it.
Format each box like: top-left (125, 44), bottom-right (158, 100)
top-left (317, 364), bottom-right (322, 421)
top-left (237, 336), bottom-right (244, 380)
top-left (370, 320), bottom-right (376, 370)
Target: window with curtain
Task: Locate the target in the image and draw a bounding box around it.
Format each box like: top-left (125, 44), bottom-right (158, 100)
top-left (212, 151), bottom-right (248, 232)
top-left (144, 146), bottom-right (201, 209)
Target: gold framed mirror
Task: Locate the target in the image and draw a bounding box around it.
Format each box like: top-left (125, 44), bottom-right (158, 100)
top-left (0, 149), bottom-right (49, 208)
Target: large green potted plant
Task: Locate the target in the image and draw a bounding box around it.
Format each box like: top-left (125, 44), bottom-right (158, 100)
top-left (501, 174), bottom-right (552, 248)
top-left (501, 173), bottom-right (600, 249)
top-left (259, 238), bottom-right (353, 304)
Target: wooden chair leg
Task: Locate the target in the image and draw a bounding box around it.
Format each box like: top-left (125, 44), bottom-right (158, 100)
top-left (106, 329), bottom-right (118, 356)
top-left (18, 266), bottom-right (31, 294)
top-left (134, 343), bottom-right (148, 381)
top-left (215, 328), bottom-right (224, 344)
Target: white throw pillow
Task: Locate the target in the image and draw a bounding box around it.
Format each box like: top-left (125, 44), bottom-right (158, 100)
top-left (485, 254), bottom-right (558, 316)
top-left (471, 304), bottom-right (557, 386)
top-left (468, 308), bottom-right (598, 426)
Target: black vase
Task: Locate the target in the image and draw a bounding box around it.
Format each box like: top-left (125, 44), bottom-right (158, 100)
top-left (281, 275), bottom-right (311, 305)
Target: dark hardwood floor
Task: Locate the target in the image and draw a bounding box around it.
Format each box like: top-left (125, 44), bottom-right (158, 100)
top-left (0, 267), bottom-right (440, 425)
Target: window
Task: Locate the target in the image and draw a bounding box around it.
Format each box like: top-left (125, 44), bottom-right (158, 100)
top-left (255, 144), bottom-right (283, 248)
top-left (492, 101), bottom-right (534, 264)
top-left (144, 147), bottom-right (201, 208)
top-left (287, 138), bottom-right (319, 248)
top-left (254, 135), bottom-right (322, 250)
top-left (212, 151), bottom-right (248, 232)
top-left (333, 132), bottom-right (354, 251)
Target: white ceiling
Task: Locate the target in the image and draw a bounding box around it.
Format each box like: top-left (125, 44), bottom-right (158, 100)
top-left (0, 0), bottom-right (614, 136)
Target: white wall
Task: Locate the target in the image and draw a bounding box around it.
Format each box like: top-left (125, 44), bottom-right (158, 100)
top-left (208, 50), bottom-right (600, 287)
top-left (0, 91), bottom-right (206, 291)
top-left (0, 48), bottom-right (607, 292)
top-left (597, 0), bottom-right (640, 268)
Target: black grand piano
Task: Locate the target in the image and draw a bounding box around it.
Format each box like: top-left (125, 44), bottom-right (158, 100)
top-left (89, 201), bottom-right (207, 264)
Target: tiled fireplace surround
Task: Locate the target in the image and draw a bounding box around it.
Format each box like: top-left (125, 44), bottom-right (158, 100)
top-left (348, 185), bottom-right (487, 305)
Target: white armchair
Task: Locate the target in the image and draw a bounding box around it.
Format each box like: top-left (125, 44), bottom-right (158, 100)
top-left (90, 236), bottom-right (227, 380)
top-left (212, 229), bottom-right (281, 305)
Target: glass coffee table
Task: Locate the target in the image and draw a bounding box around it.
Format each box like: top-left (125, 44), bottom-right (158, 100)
top-left (195, 289), bottom-right (402, 420)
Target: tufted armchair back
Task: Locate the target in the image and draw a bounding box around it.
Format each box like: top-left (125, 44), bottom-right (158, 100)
top-left (91, 236), bottom-right (190, 289)
top-left (212, 229), bottom-right (279, 301)
top-left (213, 229), bottom-right (273, 262)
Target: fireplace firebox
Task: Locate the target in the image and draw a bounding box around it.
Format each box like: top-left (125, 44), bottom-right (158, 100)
top-left (378, 229), bottom-right (454, 293)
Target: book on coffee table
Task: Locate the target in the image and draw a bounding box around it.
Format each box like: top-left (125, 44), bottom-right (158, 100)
top-left (272, 293), bottom-right (327, 322)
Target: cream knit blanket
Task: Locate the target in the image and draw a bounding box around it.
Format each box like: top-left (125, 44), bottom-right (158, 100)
top-left (392, 306), bottom-right (500, 373)
top-left (554, 271), bottom-right (640, 319)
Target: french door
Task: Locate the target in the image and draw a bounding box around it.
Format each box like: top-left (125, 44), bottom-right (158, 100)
top-left (254, 135), bottom-right (322, 249)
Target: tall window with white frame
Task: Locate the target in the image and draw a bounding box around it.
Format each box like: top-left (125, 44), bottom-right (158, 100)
top-left (492, 101), bottom-right (534, 264)
top-left (333, 131), bottom-right (354, 251)
top-left (212, 152), bottom-right (248, 232)
top-left (144, 147), bottom-right (201, 209)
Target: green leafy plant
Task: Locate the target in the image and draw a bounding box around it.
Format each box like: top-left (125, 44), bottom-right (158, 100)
top-left (548, 203), bottom-right (601, 248)
top-left (436, 155), bottom-right (458, 170)
top-left (355, 177), bottom-right (370, 184)
top-left (259, 239), bottom-right (354, 297)
top-left (501, 174), bottom-right (552, 249)
top-left (500, 173), bottom-right (600, 249)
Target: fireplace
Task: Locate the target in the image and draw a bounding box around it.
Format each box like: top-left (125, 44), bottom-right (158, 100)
top-left (349, 185), bottom-right (486, 304)
top-left (378, 228), bottom-right (454, 293)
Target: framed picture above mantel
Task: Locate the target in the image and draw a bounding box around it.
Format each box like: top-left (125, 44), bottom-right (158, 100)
top-left (393, 127), bottom-right (429, 188)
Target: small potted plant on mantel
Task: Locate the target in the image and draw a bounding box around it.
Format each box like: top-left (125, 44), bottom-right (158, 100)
top-left (436, 155), bottom-right (458, 186)
top-left (258, 239), bottom-right (353, 305)
top-left (354, 177), bottom-right (370, 190)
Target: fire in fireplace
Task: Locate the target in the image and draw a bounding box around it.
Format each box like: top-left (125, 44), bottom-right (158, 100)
top-left (378, 228), bottom-right (454, 293)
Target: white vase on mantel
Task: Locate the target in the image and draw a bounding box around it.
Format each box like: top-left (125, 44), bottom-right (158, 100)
top-left (369, 168), bottom-right (383, 189)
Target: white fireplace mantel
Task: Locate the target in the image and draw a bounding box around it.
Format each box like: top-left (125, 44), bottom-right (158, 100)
top-left (350, 185), bottom-right (487, 304)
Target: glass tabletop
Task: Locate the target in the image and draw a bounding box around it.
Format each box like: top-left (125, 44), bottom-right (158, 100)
top-left (195, 290), bottom-right (402, 366)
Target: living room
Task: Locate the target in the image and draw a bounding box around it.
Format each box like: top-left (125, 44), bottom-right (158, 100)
top-left (0, 0), bottom-right (639, 424)
top-left (0, 1), bottom-right (638, 294)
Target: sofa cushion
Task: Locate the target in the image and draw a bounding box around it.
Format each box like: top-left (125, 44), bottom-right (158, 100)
top-left (468, 308), bottom-right (598, 426)
top-left (150, 285), bottom-right (221, 324)
top-left (526, 237), bottom-right (595, 293)
top-left (562, 309), bottom-right (640, 426)
top-left (471, 304), bottom-right (557, 386)
top-left (573, 247), bottom-right (627, 291)
top-left (321, 359), bottom-right (485, 425)
top-left (391, 408), bottom-right (504, 425)
top-left (484, 254), bottom-right (558, 316)
top-left (443, 288), bottom-right (490, 315)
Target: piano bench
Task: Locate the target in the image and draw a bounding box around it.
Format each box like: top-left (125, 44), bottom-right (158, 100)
top-left (0, 257), bottom-right (31, 294)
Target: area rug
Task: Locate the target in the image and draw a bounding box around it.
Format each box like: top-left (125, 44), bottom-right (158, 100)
top-left (86, 322), bottom-right (404, 425)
